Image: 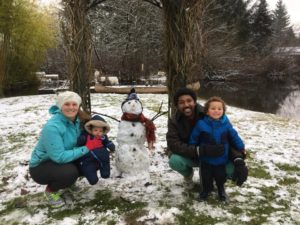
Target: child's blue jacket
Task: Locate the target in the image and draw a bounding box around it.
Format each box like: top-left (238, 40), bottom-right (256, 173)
top-left (189, 114), bottom-right (244, 165)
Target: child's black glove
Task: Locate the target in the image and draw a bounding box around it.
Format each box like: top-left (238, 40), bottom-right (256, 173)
top-left (108, 144), bottom-right (115, 152)
top-left (107, 142), bottom-right (116, 152)
top-left (232, 158), bottom-right (248, 186)
top-left (196, 144), bottom-right (224, 158)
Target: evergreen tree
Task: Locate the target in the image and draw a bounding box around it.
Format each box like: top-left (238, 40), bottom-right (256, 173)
top-left (250, 0), bottom-right (273, 55)
top-left (214, 0), bottom-right (251, 45)
top-left (272, 0), bottom-right (293, 46)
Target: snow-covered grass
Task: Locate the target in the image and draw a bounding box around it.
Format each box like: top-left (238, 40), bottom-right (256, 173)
top-left (0, 93), bottom-right (299, 225)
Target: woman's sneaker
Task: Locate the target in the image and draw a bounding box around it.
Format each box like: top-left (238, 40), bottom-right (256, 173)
top-left (44, 191), bottom-right (65, 208)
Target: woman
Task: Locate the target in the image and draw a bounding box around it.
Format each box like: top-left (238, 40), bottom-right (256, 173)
top-left (29, 91), bottom-right (100, 208)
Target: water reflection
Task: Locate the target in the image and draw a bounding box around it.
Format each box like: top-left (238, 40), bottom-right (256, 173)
top-left (198, 80), bottom-right (299, 120)
top-left (3, 86), bottom-right (38, 98)
top-left (276, 90), bottom-right (300, 120)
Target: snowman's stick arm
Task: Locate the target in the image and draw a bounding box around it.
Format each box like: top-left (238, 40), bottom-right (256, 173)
top-left (151, 101), bottom-right (168, 121)
top-left (151, 111), bottom-right (168, 121)
top-left (91, 111), bottom-right (120, 123)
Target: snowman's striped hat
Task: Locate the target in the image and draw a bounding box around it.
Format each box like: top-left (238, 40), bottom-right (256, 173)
top-left (121, 88), bottom-right (142, 108)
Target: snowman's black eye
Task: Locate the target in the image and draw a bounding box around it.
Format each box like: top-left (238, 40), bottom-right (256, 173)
top-left (133, 148), bottom-right (136, 152)
top-left (128, 102), bottom-right (131, 104)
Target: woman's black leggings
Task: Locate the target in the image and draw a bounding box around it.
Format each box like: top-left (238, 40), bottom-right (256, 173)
top-left (29, 160), bottom-right (80, 192)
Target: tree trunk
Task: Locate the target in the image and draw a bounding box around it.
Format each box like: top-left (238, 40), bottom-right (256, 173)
top-left (63, 0), bottom-right (92, 113)
top-left (0, 0), bottom-right (12, 97)
top-left (161, 0), bottom-right (196, 116)
top-left (0, 33), bottom-right (10, 97)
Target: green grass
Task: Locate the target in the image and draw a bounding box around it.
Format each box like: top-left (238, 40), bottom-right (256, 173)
top-left (249, 164), bottom-right (272, 179)
top-left (124, 209), bottom-right (148, 225)
top-left (23, 106), bottom-right (39, 113)
top-left (276, 163), bottom-right (299, 173)
top-left (278, 177), bottom-right (298, 185)
top-left (229, 205), bottom-right (243, 215)
top-left (0, 193), bottom-right (46, 217)
top-left (175, 203), bottom-right (224, 225)
top-left (242, 185), bottom-right (291, 224)
top-left (0, 189), bottom-right (148, 224)
top-left (0, 197), bottom-right (28, 215)
top-left (7, 132), bottom-right (31, 144)
top-left (49, 189), bottom-right (147, 222)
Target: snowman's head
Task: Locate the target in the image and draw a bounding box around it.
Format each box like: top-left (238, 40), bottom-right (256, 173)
top-left (121, 88), bottom-right (143, 115)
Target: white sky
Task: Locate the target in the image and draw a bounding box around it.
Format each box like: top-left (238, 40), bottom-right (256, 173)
top-left (38, 0), bottom-right (300, 26)
top-left (38, 0), bottom-right (300, 31)
top-left (267, 0), bottom-right (300, 27)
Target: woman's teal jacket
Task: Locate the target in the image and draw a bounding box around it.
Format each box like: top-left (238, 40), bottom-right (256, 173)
top-left (29, 105), bottom-right (88, 168)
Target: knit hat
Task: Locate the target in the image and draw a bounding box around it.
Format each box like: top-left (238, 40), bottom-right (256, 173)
top-left (84, 115), bottom-right (110, 134)
top-left (56, 91), bottom-right (82, 109)
top-left (121, 88), bottom-right (142, 108)
top-left (173, 87), bottom-right (197, 105)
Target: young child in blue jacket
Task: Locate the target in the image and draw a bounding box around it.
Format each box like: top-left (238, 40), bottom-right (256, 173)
top-left (189, 96), bottom-right (245, 202)
top-left (77, 115), bottom-right (115, 185)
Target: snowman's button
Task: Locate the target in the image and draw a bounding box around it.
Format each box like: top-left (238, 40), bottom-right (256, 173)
top-left (133, 148), bottom-right (136, 151)
top-left (130, 133), bottom-right (134, 137)
top-left (132, 123), bottom-right (135, 127)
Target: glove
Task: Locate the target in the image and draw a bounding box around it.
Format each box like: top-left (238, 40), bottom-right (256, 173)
top-left (196, 144), bottom-right (224, 158)
top-left (229, 147), bottom-right (246, 161)
top-left (107, 143), bottom-right (116, 152)
top-left (85, 135), bottom-right (102, 151)
top-left (232, 158), bottom-right (248, 186)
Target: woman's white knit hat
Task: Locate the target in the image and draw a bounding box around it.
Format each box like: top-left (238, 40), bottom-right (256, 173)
top-left (56, 91), bottom-right (82, 109)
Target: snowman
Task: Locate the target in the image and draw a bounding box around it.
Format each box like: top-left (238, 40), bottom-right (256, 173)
top-left (115, 88), bottom-right (156, 177)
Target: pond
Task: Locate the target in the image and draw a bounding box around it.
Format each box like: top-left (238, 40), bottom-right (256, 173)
top-left (198, 80), bottom-right (300, 120)
top-left (3, 86), bottom-right (39, 97)
top-left (3, 80), bottom-right (299, 121)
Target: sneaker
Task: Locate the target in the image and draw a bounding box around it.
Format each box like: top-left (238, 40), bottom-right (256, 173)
top-left (44, 191), bottom-right (65, 208)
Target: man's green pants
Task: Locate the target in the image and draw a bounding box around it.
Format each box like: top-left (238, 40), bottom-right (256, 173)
top-left (168, 154), bottom-right (234, 178)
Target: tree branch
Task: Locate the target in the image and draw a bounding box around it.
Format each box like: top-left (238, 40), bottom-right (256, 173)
top-left (87, 0), bottom-right (108, 10)
top-left (142, 0), bottom-right (162, 8)
top-left (151, 101), bottom-right (168, 121)
top-left (91, 111), bottom-right (120, 122)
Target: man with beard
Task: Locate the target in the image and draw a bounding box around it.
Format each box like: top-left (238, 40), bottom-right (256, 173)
top-left (166, 88), bottom-right (247, 187)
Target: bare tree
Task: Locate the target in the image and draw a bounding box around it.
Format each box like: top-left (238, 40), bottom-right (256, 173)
top-left (61, 0), bottom-right (106, 113)
top-left (90, 0), bottom-right (163, 82)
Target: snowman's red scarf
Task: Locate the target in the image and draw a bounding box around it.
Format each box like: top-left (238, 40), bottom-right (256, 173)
top-left (121, 112), bottom-right (156, 143)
